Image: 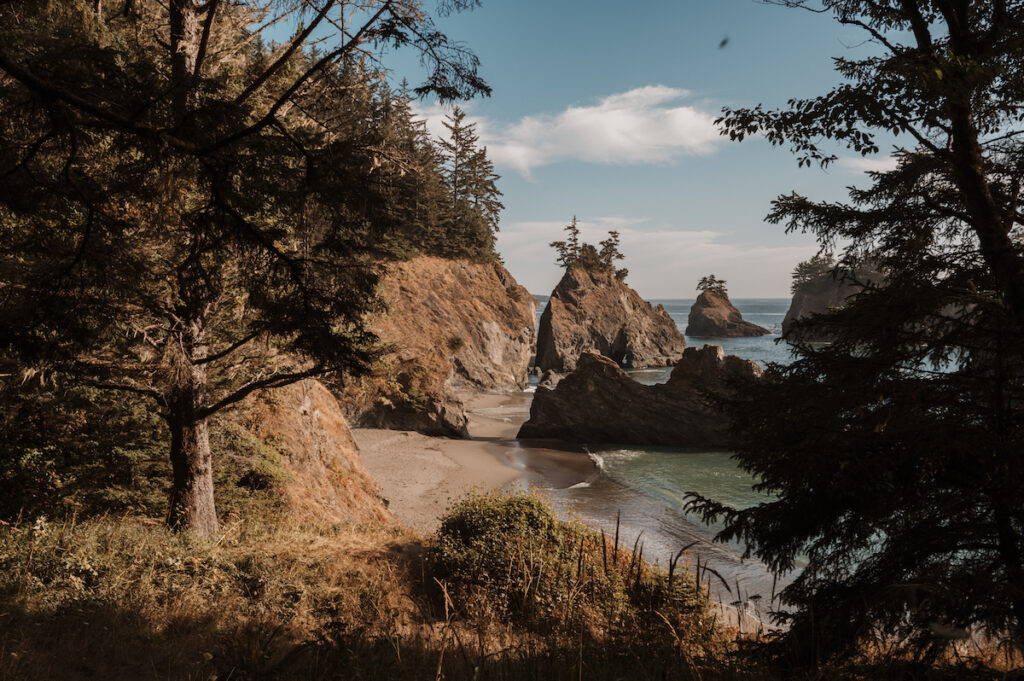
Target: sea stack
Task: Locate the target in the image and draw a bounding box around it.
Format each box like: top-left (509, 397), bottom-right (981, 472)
top-left (519, 346), bottom-right (762, 447)
top-left (535, 266), bottom-right (686, 373)
top-left (685, 290), bottom-right (771, 337)
top-left (783, 263), bottom-right (884, 341)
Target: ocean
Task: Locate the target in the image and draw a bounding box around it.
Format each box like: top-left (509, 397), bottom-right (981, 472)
top-left (512, 297), bottom-right (796, 614)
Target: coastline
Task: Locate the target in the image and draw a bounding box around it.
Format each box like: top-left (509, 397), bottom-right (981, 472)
top-left (353, 390), bottom-right (534, 533)
top-left (355, 388), bottom-right (782, 631)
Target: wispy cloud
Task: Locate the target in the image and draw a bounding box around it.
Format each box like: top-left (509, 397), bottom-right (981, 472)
top-left (837, 155), bottom-right (899, 174)
top-left (497, 217), bottom-right (818, 298)
top-left (414, 86), bottom-right (722, 176)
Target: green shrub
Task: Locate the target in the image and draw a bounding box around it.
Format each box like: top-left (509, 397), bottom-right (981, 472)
top-left (430, 490), bottom-right (719, 649)
top-left (447, 335), bottom-right (466, 352)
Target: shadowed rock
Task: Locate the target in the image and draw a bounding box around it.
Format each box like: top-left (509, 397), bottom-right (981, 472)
top-left (518, 346), bottom-right (762, 446)
top-left (782, 266), bottom-right (884, 342)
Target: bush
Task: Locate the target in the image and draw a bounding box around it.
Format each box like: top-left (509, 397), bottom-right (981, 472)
top-left (430, 490), bottom-right (720, 648)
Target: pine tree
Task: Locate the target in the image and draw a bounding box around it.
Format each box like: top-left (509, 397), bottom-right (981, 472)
top-left (436, 106), bottom-right (501, 258)
top-left (0, 0), bottom-right (489, 535)
top-left (696, 275), bottom-right (727, 295)
top-left (686, 0), bottom-right (1024, 663)
top-left (550, 216), bottom-right (582, 267)
top-left (550, 219), bottom-right (627, 278)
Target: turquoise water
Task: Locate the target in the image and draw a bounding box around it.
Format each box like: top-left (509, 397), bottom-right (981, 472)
top-left (521, 298), bottom-right (796, 604)
top-left (592, 447), bottom-right (765, 519)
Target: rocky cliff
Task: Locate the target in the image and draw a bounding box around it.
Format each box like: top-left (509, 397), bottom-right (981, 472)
top-left (685, 291), bottom-right (771, 337)
top-left (535, 266), bottom-right (686, 373)
top-left (340, 257), bottom-right (537, 437)
top-left (244, 379), bottom-right (392, 526)
top-left (518, 346), bottom-right (762, 446)
top-left (783, 267), bottom-right (883, 341)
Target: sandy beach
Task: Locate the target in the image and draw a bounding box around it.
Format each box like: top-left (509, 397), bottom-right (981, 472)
top-left (354, 388), bottom-right (780, 630)
top-left (353, 391), bottom-right (532, 533)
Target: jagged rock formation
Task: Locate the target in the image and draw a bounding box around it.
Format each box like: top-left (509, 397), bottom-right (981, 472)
top-left (685, 291), bottom-right (771, 337)
top-left (535, 266), bottom-right (685, 373)
top-left (783, 267), bottom-right (884, 341)
top-left (244, 379), bottom-right (392, 525)
top-left (537, 370), bottom-right (565, 390)
top-left (518, 346), bottom-right (762, 446)
top-left (341, 257), bottom-right (537, 437)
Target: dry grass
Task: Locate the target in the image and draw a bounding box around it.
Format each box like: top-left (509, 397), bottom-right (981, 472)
top-left (0, 499), bottom-right (1016, 681)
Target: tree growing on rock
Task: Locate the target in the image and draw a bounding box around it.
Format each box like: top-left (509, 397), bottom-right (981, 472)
top-left (436, 107), bottom-right (504, 259)
top-left (0, 0), bottom-right (489, 536)
top-left (789, 254), bottom-right (836, 293)
top-left (696, 275), bottom-right (727, 295)
top-left (550, 218), bottom-right (628, 278)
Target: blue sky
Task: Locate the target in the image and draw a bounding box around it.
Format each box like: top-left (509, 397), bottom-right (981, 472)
top-left (384, 0), bottom-right (897, 298)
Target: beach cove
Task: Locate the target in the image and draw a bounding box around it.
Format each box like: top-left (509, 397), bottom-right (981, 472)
top-left (356, 383), bottom-right (786, 631)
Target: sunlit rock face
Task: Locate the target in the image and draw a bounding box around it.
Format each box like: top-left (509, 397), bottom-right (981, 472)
top-left (340, 257), bottom-right (537, 437)
top-left (536, 266), bottom-right (685, 373)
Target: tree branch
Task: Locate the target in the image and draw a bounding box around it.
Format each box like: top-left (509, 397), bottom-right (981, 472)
top-left (233, 0), bottom-right (337, 107)
top-left (192, 0), bottom-right (220, 83)
top-left (0, 51), bottom-right (200, 152)
top-left (194, 328), bottom-right (264, 365)
top-left (199, 367), bottom-right (328, 418)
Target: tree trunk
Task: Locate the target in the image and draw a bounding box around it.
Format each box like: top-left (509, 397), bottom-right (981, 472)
top-left (168, 0), bottom-right (199, 123)
top-left (164, 320), bottom-right (218, 536)
top-left (166, 409), bottom-right (218, 536)
top-left (949, 104), bottom-right (1024, 331)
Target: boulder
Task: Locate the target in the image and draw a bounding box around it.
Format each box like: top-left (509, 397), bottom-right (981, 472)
top-left (341, 257), bottom-right (537, 437)
top-left (685, 291), bottom-right (771, 337)
top-left (537, 370), bottom-right (565, 390)
top-left (518, 346), bottom-right (762, 447)
top-left (535, 266), bottom-right (685, 373)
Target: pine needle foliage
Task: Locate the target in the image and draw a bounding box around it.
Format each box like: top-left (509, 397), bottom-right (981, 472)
top-left (0, 0), bottom-right (490, 534)
top-left (687, 0), bottom-right (1024, 666)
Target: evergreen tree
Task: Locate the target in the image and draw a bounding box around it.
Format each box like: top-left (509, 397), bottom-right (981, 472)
top-left (436, 106), bottom-right (502, 258)
top-left (687, 0), bottom-right (1024, 663)
top-left (790, 253), bottom-right (836, 294)
top-left (696, 275), bottom-right (727, 295)
top-left (550, 218), bottom-right (628, 278)
top-left (0, 0), bottom-right (489, 535)
top-left (550, 216), bottom-right (583, 267)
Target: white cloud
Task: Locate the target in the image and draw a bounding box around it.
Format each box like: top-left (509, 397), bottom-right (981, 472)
top-left (497, 217), bottom-right (818, 299)
top-left (838, 155), bottom-right (899, 174)
top-left (414, 86), bottom-right (721, 176)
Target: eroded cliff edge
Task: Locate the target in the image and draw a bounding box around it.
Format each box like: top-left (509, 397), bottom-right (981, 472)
top-left (340, 256), bottom-right (537, 436)
top-left (783, 266), bottom-right (884, 341)
top-left (535, 266), bottom-right (686, 373)
top-left (244, 379), bottom-right (392, 526)
top-left (518, 345), bottom-right (761, 447)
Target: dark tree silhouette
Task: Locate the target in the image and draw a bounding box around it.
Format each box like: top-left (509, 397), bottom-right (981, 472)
top-left (687, 0), bottom-right (1024, 663)
top-left (696, 275), bottom-right (727, 295)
